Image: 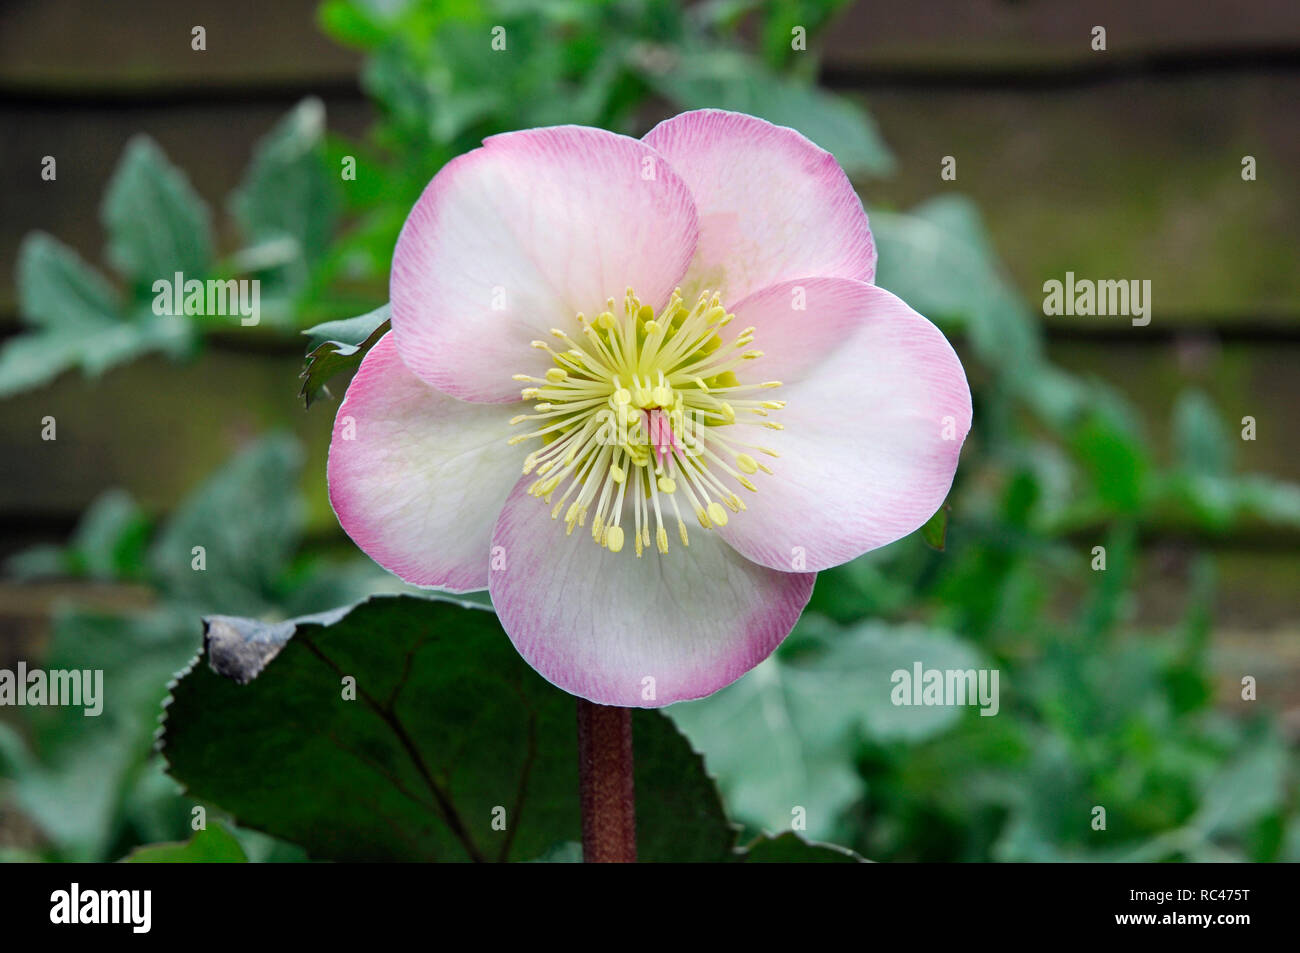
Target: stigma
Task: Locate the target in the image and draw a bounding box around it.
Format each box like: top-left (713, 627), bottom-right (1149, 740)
top-left (508, 288), bottom-right (782, 556)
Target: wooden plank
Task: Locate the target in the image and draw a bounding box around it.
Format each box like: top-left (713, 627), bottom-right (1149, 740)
top-left (1130, 548), bottom-right (1300, 709)
top-left (820, 0), bottom-right (1300, 74)
top-left (0, 347), bottom-right (337, 535)
top-left (1046, 339), bottom-right (1300, 482)
top-left (0, 0), bottom-right (358, 92)
top-left (2, 0), bottom-right (1297, 90)
top-left (4, 72), bottom-right (1298, 325)
top-left (861, 75), bottom-right (1300, 323)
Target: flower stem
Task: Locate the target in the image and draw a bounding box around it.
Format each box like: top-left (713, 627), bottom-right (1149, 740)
top-left (576, 699), bottom-right (637, 862)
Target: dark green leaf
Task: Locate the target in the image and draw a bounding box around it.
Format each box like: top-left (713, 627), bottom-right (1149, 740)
top-left (302, 305), bottom-right (392, 352)
top-left (1070, 410), bottom-right (1148, 514)
top-left (316, 0), bottom-right (393, 50)
top-left (920, 504), bottom-right (950, 551)
top-left (161, 594), bottom-right (736, 862)
top-left (299, 304), bottom-right (390, 406)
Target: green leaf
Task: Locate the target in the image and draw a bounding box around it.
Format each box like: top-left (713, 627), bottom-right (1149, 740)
top-left (5, 489), bottom-right (150, 580)
top-left (920, 504), bottom-right (950, 551)
top-left (0, 319), bottom-right (172, 398)
top-left (1190, 738), bottom-right (1286, 838)
top-left (871, 196), bottom-right (1043, 376)
top-left (317, 0), bottom-right (393, 49)
top-left (148, 435), bottom-right (304, 615)
top-left (9, 608), bottom-right (202, 860)
top-left (302, 305), bottom-right (392, 352)
top-left (735, 831), bottom-right (867, 863)
top-left (101, 136), bottom-right (213, 290)
top-left (1233, 476), bottom-right (1300, 525)
top-left (0, 233), bottom-right (192, 397)
top-left (1158, 472), bottom-right (1300, 531)
top-left (16, 231), bottom-right (121, 328)
top-left (124, 822), bottom-right (248, 863)
top-left (68, 490), bottom-right (151, 578)
top-left (524, 841), bottom-right (583, 863)
top-left (3, 434), bottom-right (378, 861)
top-left (299, 304), bottom-right (390, 407)
top-left (160, 594), bottom-right (737, 862)
top-left (230, 99), bottom-right (339, 296)
top-left (1173, 389), bottom-right (1231, 477)
top-left (640, 50), bottom-right (894, 178)
top-left (671, 619), bottom-right (985, 841)
top-left (1070, 409), bottom-right (1149, 514)
top-left (751, 0), bottom-right (856, 70)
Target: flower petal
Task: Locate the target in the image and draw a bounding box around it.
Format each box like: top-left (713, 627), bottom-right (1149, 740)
top-left (390, 126), bottom-right (699, 402)
top-left (641, 108), bottom-right (875, 304)
top-left (716, 278), bottom-right (972, 572)
top-left (328, 332), bottom-right (522, 591)
top-left (488, 477), bottom-right (815, 707)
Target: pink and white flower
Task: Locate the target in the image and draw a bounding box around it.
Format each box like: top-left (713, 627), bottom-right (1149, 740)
top-left (328, 109), bottom-right (972, 707)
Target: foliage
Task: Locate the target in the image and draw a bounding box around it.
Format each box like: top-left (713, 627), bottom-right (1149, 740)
top-left (313, 0), bottom-right (892, 297)
top-left (1, 0), bottom-right (1295, 863)
top-left (0, 100), bottom-right (337, 397)
top-left (160, 593), bottom-right (853, 861)
top-left (123, 822), bottom-right (249, 863)
top-left (1, 437), bottom-right (386, 861)
top-left (2, 0), bottom-right (891, 404)
top-left (300, 304), bottom-right (390, 406)
top-left (687, 194), bottom-right (1300, 860)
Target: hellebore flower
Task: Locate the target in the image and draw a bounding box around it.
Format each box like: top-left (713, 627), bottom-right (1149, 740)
top-left (328, 109), bottom-right (972, 707)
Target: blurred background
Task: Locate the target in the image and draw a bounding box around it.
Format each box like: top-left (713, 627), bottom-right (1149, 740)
top-left (0, 0), bottom-right (1296, 862)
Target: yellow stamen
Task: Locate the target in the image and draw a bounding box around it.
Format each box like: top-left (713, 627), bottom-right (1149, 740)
top-left (507, 287), bottom-right (782, 555)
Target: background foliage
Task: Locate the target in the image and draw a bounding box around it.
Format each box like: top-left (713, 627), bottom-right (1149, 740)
top-left (1, 0), bottom-right (1295, 862)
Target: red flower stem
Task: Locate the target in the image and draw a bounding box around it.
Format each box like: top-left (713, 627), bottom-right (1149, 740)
top-left (576, 699), bottom-right (637, 862)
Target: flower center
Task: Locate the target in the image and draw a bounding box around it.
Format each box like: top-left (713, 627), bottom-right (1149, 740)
top-left (508, 288), bottom-right (784, 556)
